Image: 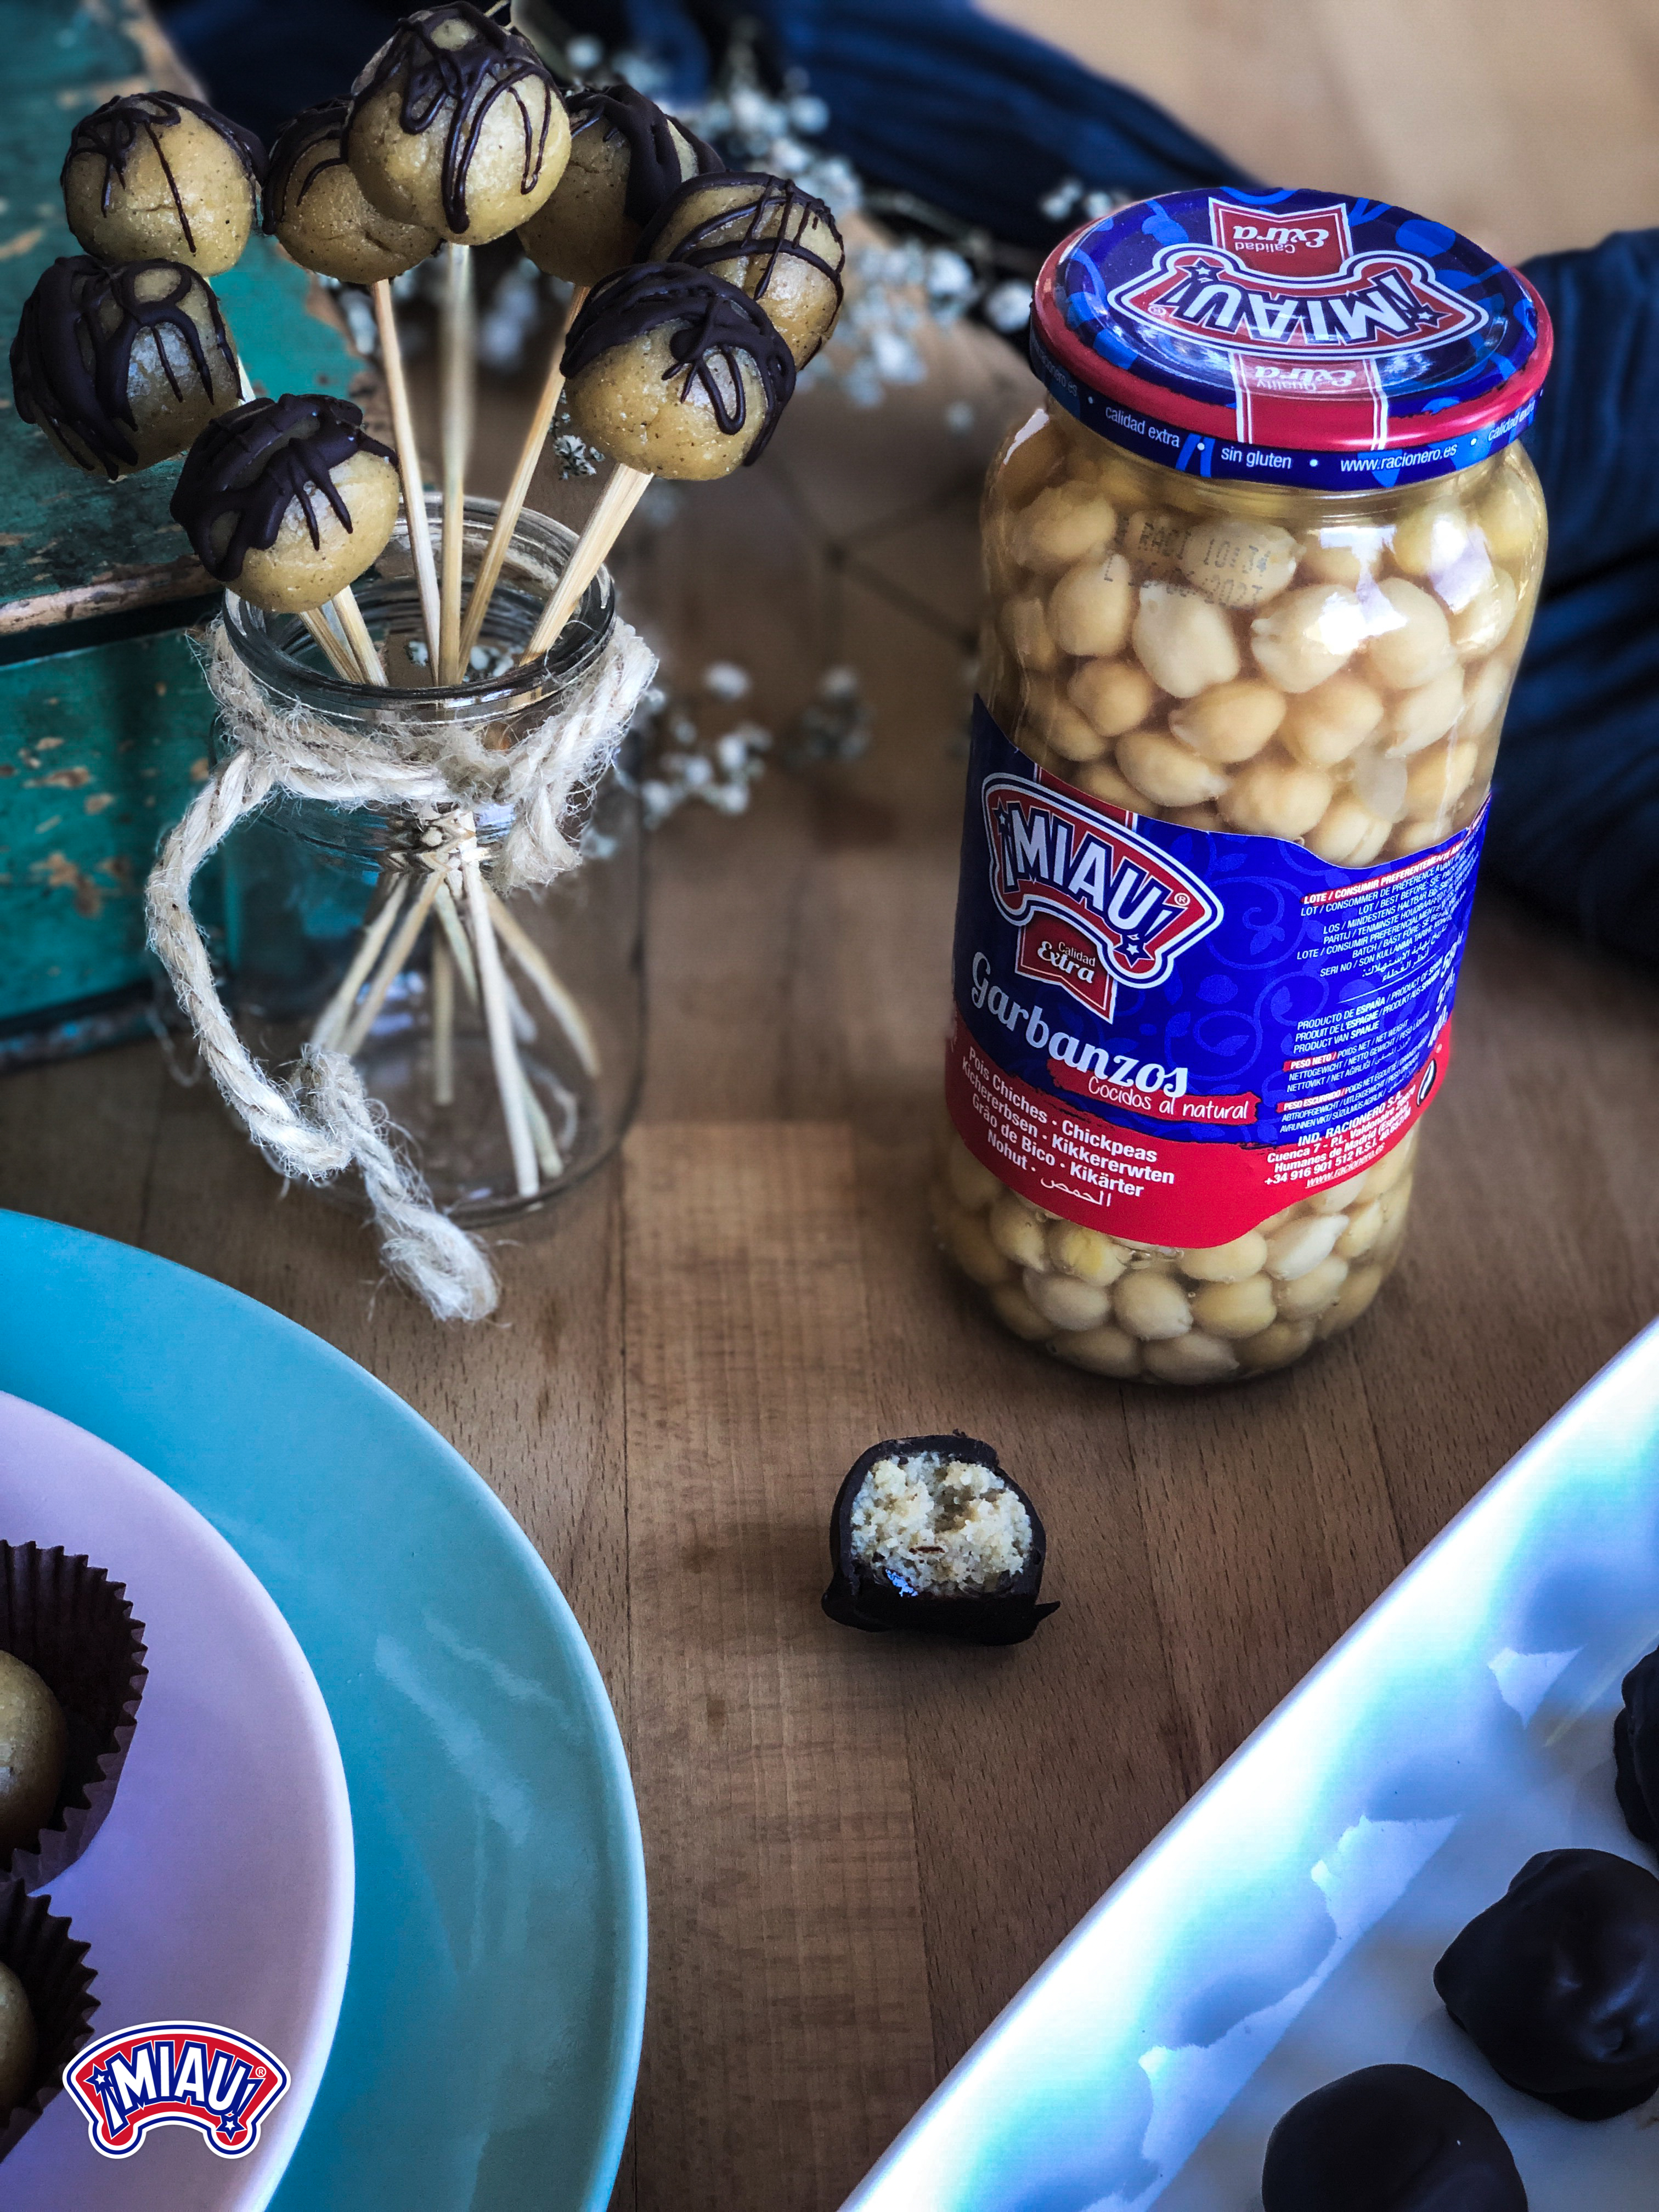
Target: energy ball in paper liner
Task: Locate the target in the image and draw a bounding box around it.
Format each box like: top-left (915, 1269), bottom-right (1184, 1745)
top-left (264, 98), bottom-right (438, 284)
top-left (61, 91), bottom-right (264, 276)
top-left (518, 82), bottom-right (720, 289)
top-left (10, 255), bottom-right (241, 479)
top-left (346, 3), bottom-right (568, 245)
top-left (637, 171), bottom-right (846, 366)
top-left (1261, 2064), bottom-right (1526, 2210)
top-left (0, 1655), bottom-right (65, 1861)
top-left (171, 393), bottom-right (400, 613)
top-left (0, 1961), bottom-right (34, 2120)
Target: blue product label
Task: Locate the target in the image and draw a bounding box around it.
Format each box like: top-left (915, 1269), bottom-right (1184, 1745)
top-left (945, 702), bottom-right (1485, 1244)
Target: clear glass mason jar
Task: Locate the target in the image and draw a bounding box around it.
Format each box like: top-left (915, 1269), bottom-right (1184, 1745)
top-left (934, 189), bottom-right (1551, 1383)
top-left (213, 495), bottom-right (642, 1224)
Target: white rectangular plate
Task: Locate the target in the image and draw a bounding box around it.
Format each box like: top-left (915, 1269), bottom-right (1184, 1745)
top-left (840, 1319), bottom-right (1659, 2212)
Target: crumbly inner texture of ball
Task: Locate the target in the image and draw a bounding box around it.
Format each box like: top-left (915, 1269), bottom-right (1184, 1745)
top-left (275, 136), bottom-right (437, 284)
top-left (227, 445), bottom-right (402, 614)
top-left (850, 1453), bottom-right (1031, 1596)
top-left (349, 54), bottom-right (567, 245)
top-left (64, 111), bottom-right (255, 276)
top-left (566, 323), bottom-right (768, 479)
top-left (0, 1959), bottom-right (36, 2118)
top-left (0, 1649), bottom-right (67, 1854)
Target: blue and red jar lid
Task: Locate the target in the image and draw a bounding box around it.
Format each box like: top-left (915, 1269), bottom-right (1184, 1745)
top-left (1030, 187), bottom-right (1553, 489)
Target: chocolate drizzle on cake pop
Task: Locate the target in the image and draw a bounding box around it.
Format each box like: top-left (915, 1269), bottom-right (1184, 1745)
top-left (569, 84), bottom-right (719, 227)
top-left (636, 172), bottom-right (845, 318)
top-left (350, 3), bottom-right (556, 236)
top-left (262, 98), bottom-right (353, 229)
top-left (10, 255), bottom-right (236, 479)
top-left (563, 263), bottom-right (797, 463)
top-left (63, 93), bottom-right (265, 261)
top-left (170, 393), bottom-right (393, 583)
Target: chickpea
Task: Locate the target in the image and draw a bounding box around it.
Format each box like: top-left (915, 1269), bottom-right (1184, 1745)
top-left (998, 411), bottom-right (1065, 507)
top-left (991, 1278), bottom-right (1056, 1340)
top-left (1001, 594), bottom-right (1060, 676)
top-left (1316, 1262), bottom-right (1384, 1338)
top-left (1048, 1221), bottom-right (1128, 1285)
top-left (1308, 1168), bottom-right (1370, 1215)
top-left (1052, 1323), bottom-right (1142, 1378)
top-left (1049, 552), bottom-right (1134, 658)
top-left (1168, 679), bottom-right (1285, 764)
top-left (1474, 467), bottom-right (1542, 564)
top-left (1118, 729), bottom-right (1228, 808)
top-left (1132, 582), bottom-right (1242, 697)
top-left (983, 507), bottom-right (1027, 594)
top-left (1351, 750), bottom-right (1409, 823)
top-left (1403, 737), bottom-right (1479, 817)
top-left (1031, 684), bottom-right (1110, 763)
top-left (1461, 651), bottom-right (1514, 737)
top-left (1307, 795), bottom-right (1390, 866)
top-left (946, 1133), bottom-right (1001, 1212)
top-left (1365, 578), bottom-right (1455, 690)
top-left (1250, 584), bottom-right (1367, 693)
top-left (1024, 1267), bottom-right (1113, 1331)
top-left (1069, 658), bottom-right (1157, 738)
top-left (1235, 1318), bottom-right (1316, 1372)
top-left (1145, 1330), bottom-right (1239, 1384)
top-left (1009, 482), bottom-right (1116, 575)
top-left (1334, 1198), bottom-right (1385, 1259)
top-left (1381, 665), bottom-right (1465, 757)
top-left (1449, 565), bottom-right (1517, 658)
top-left (1180, 515), bottom-right (1297, 608)
top-left (1279, 672), bottom-right (1384, 766)
top-left (1180, 1229), bottom-right (1268, 1281)
top-left (1113, 1268), bottom-right (1194, 1340)
top-left (1362, 1134), bottom-right (1415, 1198)
top-left (1299, 527), bottom-right (1385, 586)
top-left (1373, 1182), bottom-right (1414, 1264)
top-left (1265, 1212), bottom-right (1346, 1279)
top-left (943, 1205), bottom-right (1015, 1288)
top-left (1389, 500), bottom-right (1472, 582)
top-left (1276, 1254), bottom-right (1350, 1319)
top-left (989, 1190), bottom-right (1049, 1269)
top-left (1122, 510), bottom-right (1190, 577)
top-left (1167, 802), bottom-right (1222, 830)
top-left (1220, 753), bottom-right (1334, 839)
top-left (1385, 817), bottom-right (1451, 857)
top-left (1075, 758), bottom-right (1144, 809)
top-left (1189, 1273), bottom-right (1278, 1338)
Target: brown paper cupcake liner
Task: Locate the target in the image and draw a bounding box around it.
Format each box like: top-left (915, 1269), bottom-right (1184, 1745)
top-left (0, 1542), bottom-right (148, 1889)
top-left (0, 1876), bottom-right (98, 2162)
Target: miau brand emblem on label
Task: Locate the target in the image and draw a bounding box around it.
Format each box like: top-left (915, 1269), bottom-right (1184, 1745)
top-left (981, 772), bottom-right (1222, 1021)
top-left (65, 2021), bottom-right (291, 2160)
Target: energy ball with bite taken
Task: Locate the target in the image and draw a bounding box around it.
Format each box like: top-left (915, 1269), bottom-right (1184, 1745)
top-left (637, 171), bottom-right (845, 366)
top-left (171, 393), bottom-right (400, 613)
top-left (347, 3), bottom-right (568, 244)
top-left (10, 255), bottom-right (240, 479)
top-left (0, 1649), bottom-right (67, 1856)
top-left (518, 83), bottom-right (719, 288)
top-left (562, 263), bottom-right (797, 479)
top-left (62, 91), bottom-right (264, 276)
top-left (264, 98), bottom-right (438, 284)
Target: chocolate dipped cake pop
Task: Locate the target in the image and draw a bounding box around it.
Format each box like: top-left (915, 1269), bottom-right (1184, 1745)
top-left (562, 262), bottom-right (795, 479)
top-left (1435, 1848), bottom-right (1659, 2119)
top-left (517, 83), bottom-right (719, 288)
top-left (346, 3), bottom-right (568, 245)
top-left (264, 98), bottom-right (438, 284)
top-left (636, 171), bottom-right (845, 366)
top-left (10, 255), bottom-right (241, 479)
top-left (0, 1654), bottom-right (65, 1860)
top-left (62, 91), bottom-right (264, 276)
top-left (1261, 2065), bottom-right (1526, 2211)
top-left (171, 393), bottom-right (399, 612)
top-left (1615, 1641), bottom-right (1659, 1848)
top-left (0, 1961), bottom-right (34, 2120)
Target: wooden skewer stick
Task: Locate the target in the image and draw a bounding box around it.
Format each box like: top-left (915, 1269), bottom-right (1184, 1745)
top-left (300, 609), bottom-right (359, 682)
top-left (371, 277), bottom-right (442, 663)
top-left (438, 242), bottom-right (475, 684)
top-left (340, 861), bottom-right (447, 1060)
top-left (310, 874), bottom-right (409, 1052)
top-left (430, 937), bottom-right (455, 1107)
top-left (482, 885), bottom-right (600, 1077)
top-left (434, 888), bottom-right (564, 1176)
top-left (332, 583), bottom-right (385, 686)
top-left (519, 462), bottom-right (652, 663)
top-left (458, 283), bottom-right (589, 664)
top-left (459, 839), bottom-right (540, 1197)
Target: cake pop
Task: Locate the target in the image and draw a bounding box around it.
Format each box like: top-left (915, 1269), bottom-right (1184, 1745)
top-left (61, 91), bottom-right (264, 276)
top-left (0, 1652), bottom-right (66, 1857)
top-left (346, 3), bottom-right (568, 245)
top-left (10, 255), bottom-right (241, 479)
top-left (171, 393), bottom-right (400, 613)
top-left (264, 98), bottom-right (438, 284)
top-left (517, 82), bottom-right (719, 288)
top-left (1261, 2065), bottom-right (1526, 2211)
top-left (562, 262), bottom-right (797, 479)
top-left (636, 171), bottom-right (845, 365)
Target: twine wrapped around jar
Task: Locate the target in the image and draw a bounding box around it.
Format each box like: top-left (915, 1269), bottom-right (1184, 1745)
top-left (145, 613), bottom-right (656, 1323)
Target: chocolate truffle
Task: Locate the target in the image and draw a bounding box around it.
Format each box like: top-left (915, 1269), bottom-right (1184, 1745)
top-left (822, 1432), bottom-right (1058, 1644)
top-left (0, 1655), bottom-right (65, 1860)
top-left (1615, 1641), bottom-right (1659, 1849)
top-left (0, 1960), bottom-right (34, 2120)
top-left (61, 91), bottom-right (264, 276)
top-left (636, 171), bottom-right (845, 366)
top-left (171, 393), bottom-right (400, 613)
top-left (10, 255), bottom-right (241, 481)
top-left (264, 98), bottom-right (438, 284)
top-left (517, 83), bottom-right (719, 288)
top-left (347, 3), bottom-right (568, 245)
top-left (562, 262), bottom-right (796, 479)
top-left (1261, 2064), bottom-right (1526, 2211)
top-left (1435, 1848), bottom-right (1659, 2119)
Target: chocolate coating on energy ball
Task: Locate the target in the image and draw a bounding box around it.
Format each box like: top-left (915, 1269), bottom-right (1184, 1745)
top-left (264, 98), bottom-right (438, 284)
top-left (62, 91), bottom-right (264, 276)
top-left (1435, 1848), bottom-right (1659, 2119)
top-left (10, 255), bottom-right (240, 479)
top-left (562, 262), bottom-right (795, 478)
top-left (636, 171), bottom-right (845, 365)
top-left (171, 392), bottom-right (400, 613)
top-left (1261, 2065), bottom-right (1526, 2211)
top-left (347, 3), bottom-right (567, 244)
top-left (517, 83), bottom-right (719, 287)
top-left (1615, 1642), bottom-right (1659, 1849)
top-left (0, 1652), bottom-right (66, 1859)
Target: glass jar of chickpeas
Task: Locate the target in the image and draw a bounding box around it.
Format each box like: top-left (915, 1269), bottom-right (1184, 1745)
top-left (935, 189), bottom-right (1551, 1384)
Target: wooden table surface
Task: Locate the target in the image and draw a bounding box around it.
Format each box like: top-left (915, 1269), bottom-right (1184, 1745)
top-left (5, 10), bottom-right (1659, 2209)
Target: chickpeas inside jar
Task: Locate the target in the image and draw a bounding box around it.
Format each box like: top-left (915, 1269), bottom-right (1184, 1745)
top-left (940, 187), bottom-right (1550, 1383)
